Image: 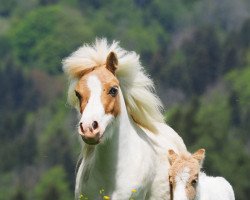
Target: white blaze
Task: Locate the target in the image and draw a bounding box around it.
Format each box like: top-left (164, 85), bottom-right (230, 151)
top-left (174, 167), bottom-right (190, 200)
top-left (79, 75), bottom-right (113, 136)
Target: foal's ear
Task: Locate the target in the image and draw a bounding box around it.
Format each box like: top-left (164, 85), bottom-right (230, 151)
top-left (106, 52), bottom-right (118, 74)
top-left (192, 148), bottom-right (205, 165)
top-left (168, 149), bottom-right (178, 165)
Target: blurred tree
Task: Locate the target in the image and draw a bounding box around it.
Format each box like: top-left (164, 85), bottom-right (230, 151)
top-left (239, 19), bottom-right (250, 48)
top-left (148, 0), bottom-right (189, 32)
top-left (194, 0), bottom-right (249, 31)
top-left (39, 0), bottom-right (59, 6)
top-left (0, 36), bottom-right (11, 59)
top-left (221, 32), bottom-right (242, 74)
top-left (9, 5), bottom-right (94, 74)
top-left (226, 67), bottom-right (250, 142)
top-left (162, 26), bottom-right (222, 96)
top-left (134, 0), bottom-right (152, 7)
top-left (0, 173), bottom-right (16, 200)
top-left (182, 27), bottom-right (222, 95)
top-left (84, 0), bottom-right (169, 74)
top-left (166, 97), bottom-right (200, 146)
top-left (37, 101), bottom-right (76, 178)
top-left (10, 188), bottom-right (26, 200)
top-left (0, 0), bottom-right (17, 16)
top-left (34, 166), bottom-right (72, 200)
top-left (221, 19), bottom-right (250, 73)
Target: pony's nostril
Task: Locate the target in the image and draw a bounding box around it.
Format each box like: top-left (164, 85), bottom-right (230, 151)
top-left (80, 122), bottom-right (84, 133)
top-left (92, 121), bottom-right (98, 130)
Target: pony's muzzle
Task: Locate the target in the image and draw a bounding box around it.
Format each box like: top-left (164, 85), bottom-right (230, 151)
top-left (79, 121), bottom-right (101, 145)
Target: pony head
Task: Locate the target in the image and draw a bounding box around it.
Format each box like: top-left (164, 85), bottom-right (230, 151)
top-left (168, 149), bottom-right (205, 200)
top-left (67, 52), bottom-right (120, 145)
top-left (63, 38), bottom-right (164, 145)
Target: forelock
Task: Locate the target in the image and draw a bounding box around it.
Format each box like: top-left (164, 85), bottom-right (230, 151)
top-left (176, 167), bottom-right (190, 183)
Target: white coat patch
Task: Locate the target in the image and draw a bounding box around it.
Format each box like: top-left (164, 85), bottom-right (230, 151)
top-left (174, 167), bottom-right (190, 200)
top-left (79, 76), bottom-right (113, 137)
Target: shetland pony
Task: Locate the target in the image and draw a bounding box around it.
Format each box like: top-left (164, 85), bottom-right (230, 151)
top-left (63, 39), bottom-right (186, 199)
top-left (168, 149), bottom-right (235, 200)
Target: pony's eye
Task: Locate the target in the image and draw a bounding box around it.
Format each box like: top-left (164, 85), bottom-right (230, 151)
top-left (108, 86), bottom-right (118, 97)
top-left (191, 179), bottom-right (197, 186)
top-left (75, 90), bottom-right (82, 101)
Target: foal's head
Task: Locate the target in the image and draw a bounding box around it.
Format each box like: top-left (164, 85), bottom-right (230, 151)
top-left (74, 52), bottom-right (120, 145)
top-left (168, 149), bottom-right (205, 200)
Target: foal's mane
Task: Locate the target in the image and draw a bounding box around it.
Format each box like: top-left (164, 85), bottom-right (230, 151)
top-left (62, 38), bottom-right (164, 133)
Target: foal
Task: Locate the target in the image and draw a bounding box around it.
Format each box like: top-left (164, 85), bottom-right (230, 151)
top-left (168, 149), bottom-right (235, 200)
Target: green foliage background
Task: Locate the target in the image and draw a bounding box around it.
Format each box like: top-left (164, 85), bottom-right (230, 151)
top-left (0, 0), bottom-right (250, 199)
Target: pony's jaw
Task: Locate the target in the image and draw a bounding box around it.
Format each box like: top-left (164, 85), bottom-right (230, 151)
top-left (77, 74), bottom-right (118, 145)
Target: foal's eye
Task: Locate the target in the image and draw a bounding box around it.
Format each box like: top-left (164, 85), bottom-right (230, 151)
top-left (191, 179), bottom-right (197, 186)
top-left (108, 86), bottom-right (118, 97)
top-left (75, 90), bottom-right (82, 101)
top-left (169, 176), bottom-right (173, 184)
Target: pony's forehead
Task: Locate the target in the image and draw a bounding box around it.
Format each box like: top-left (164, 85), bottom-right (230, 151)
top-left (77, 66), bottom-right (119, 87)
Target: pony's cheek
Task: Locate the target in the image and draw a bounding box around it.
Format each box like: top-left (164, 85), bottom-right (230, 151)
top-left (99, 114), bottom-right (114, 134)
top-left (97, 114), bottom-right (115, 143)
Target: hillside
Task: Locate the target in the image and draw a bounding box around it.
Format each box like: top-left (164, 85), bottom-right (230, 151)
top-left (0, 0), bottom-right (250, 199)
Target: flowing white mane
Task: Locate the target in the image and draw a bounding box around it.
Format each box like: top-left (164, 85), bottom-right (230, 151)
top-left (62, 38), bottom-right (164, 133)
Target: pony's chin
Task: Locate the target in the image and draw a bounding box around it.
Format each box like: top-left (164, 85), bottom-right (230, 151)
top-left (81, 136), bottom-right (100, 145)
top-left (80, 131), bottom-right (105, 145)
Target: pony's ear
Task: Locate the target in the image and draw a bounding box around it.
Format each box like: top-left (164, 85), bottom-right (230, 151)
top-left (192, 149), bottom-right (205, 165)
top-left (168, 149), bottom-right (178, 165)
top-left (106, 52), bottom-right (118, 74)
